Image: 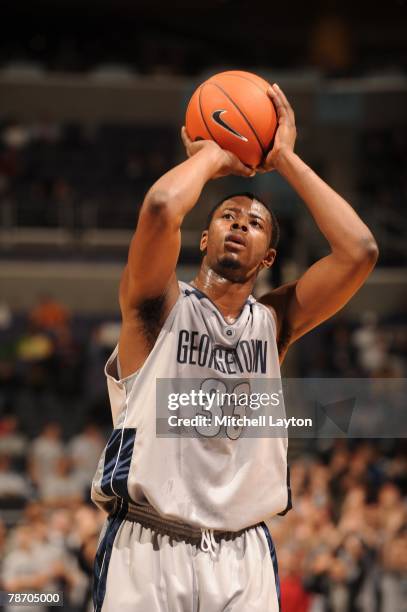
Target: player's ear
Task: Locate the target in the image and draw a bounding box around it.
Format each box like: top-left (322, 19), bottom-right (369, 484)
top-left (260, 247), bottom-right (276, 270)
top-left (200, 230), bottom-right (208, 253)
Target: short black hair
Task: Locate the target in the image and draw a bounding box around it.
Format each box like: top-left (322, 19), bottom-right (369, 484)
top-left (206, 192), bottom-right (280, 249)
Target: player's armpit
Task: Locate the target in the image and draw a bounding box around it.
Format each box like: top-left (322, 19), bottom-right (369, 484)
top-left (259, 282), bottom-right (297, 363)
top-left (118, 267), bottom-right (180, 378)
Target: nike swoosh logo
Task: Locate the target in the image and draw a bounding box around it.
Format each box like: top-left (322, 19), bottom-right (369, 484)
top-left (211, 110), bottom-right (248, 142)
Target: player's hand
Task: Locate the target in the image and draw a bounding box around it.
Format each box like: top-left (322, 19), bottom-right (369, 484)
top-left (181, 126), bottom-right (255, 179)
top-left (258, 83), bottom-right (297, 173)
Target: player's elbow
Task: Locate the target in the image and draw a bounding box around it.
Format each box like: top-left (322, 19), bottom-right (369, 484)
top-left (359, 236), bottom-right (379, 263)
top-left (366, 238), bottom-right (379, 263)
top-left (141, 189), bottom-right (181, 227)
top-left (352, 236), bottom-right (379, 269)
top-left (143, 190), bottom-right (171, 217)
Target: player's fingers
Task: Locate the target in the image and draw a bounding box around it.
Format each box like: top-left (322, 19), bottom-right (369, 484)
top-left (273, 85), bottom-right (290, 120)
top-left (273, 84), bottom-right (291, 110)
top-left (238, 165), bottom-right (256, 178)
top-left (181, 126), bottom-right (192, 148)
top-left (271, 84), bottom-right (289, 115)
top-left (267, 87), bottom-right (280, 117)
top-left (267, 86), bottom-right (276, 101)
top-left (235, 161), bottom-right (256, 177)
top-left (224, 150), bottom-right (254, 177)
top-left (262, 152), bottom-right (276, 172)
top-left (268, 85), bottom-right (288, 122)
top-left (267, 85), bottom-right (283, 109)
top-left (181, 127), bottom-right (193, 157)
top-left (273, 84), bottom-right (295, 124)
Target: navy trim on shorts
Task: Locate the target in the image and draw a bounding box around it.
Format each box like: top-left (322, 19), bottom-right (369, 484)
top-left (261, 522), bottom-right (281, 611)
top-left (100, 427), bottom-right (137, 502)
top-left (93, 500), bottom-right (128, 612)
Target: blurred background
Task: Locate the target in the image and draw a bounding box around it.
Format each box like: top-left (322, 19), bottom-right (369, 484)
top-left (0, 1), bottom-right (406, 611)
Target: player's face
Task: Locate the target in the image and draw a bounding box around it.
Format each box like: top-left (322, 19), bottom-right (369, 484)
top-left (201, 196), bottom-right (276, 281)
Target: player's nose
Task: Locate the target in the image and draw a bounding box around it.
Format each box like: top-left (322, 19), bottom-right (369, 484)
top-left (231, 221), bottom-right (248, 232)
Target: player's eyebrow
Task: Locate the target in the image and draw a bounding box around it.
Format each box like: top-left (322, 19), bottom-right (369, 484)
top-left (222, 206), bottom-right (265, 222)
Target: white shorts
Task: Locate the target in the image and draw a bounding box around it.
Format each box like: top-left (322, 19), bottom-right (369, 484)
top-left (93, 502), bottom-right (280, 612)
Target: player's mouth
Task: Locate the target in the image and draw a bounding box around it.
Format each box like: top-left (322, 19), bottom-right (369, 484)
top-left (224, 232), bottom-right (247, 250)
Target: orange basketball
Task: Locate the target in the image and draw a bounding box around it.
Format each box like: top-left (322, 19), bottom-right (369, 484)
top-left (185, 70), bottom-right (277, 168)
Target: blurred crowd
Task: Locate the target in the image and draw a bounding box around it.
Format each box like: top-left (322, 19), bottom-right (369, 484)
top-left (273, 440), bottom-right (406, 612)
top-left (297, 306), bottom-right (407, 379)
top-left (0, 119), bottom-right (175, 231)
top-left (0, 295), bottom-right (120, 433)
top-left (0, 296), bottom-right (111, 610)
top-left (0, 419), bottom-right (104, 612)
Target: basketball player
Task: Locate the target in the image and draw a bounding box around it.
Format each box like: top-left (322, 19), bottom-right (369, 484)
top-left (91, 84), bottom-right (378, 611)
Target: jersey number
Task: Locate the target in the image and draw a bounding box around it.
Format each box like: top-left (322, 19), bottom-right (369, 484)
top-left (194, 379), bottom-right (250, 440)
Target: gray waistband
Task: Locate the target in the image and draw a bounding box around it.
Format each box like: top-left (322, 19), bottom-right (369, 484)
top-left (124, 502), bottom-right (256, 543)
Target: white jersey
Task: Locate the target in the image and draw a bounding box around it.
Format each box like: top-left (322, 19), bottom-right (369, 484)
top-left (91, 281), bottom-right (291, 531)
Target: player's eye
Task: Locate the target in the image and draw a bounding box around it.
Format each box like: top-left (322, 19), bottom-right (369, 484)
top-left (250, 220), bottom-right (262, 228)
top-left (222, 213), bottom-right (233, 220)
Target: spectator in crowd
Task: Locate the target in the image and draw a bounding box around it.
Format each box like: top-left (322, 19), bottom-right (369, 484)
top-left (279, 547), bottom-right (311, 611)
top-left (38, 456), bottom-right (84, 507)
top-left (16, 323), bottom-right (55, 394)
top-left (352, 311), bottom-right (388, 375)
top-left (2, 524), bottom-right (61, 612)
top-left (70, 504), bottom-right (106, 610)
top-left (0, 415), bottom-right (27, 458)
top-left (0, 454), bottom-right (31, 504)
top-left (68, 423), bottom-right (105, 491)
top-left (52, 323), bottom-right (83, 397)
top-left (0, 301), bottom-right (12, 330)
top-left (28, 422), bottom-right (65, 487)
top-left (29, 295), bottom-right (70, 333)
top-left (1, 121), bottom-right (31, 150)
top-left (381, 529), bottom-right (407, 612)
top-left (2, 518), bottom-right (87, 612)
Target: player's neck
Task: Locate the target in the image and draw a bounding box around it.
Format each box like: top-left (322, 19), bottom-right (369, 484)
top-left (191, 265), bottom-right (255, 323)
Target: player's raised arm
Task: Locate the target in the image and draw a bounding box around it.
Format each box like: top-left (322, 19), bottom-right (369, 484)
top-left (259, 84), bottom-right (379, 360)
top-left (119, 131), bottom-right (252, 376)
